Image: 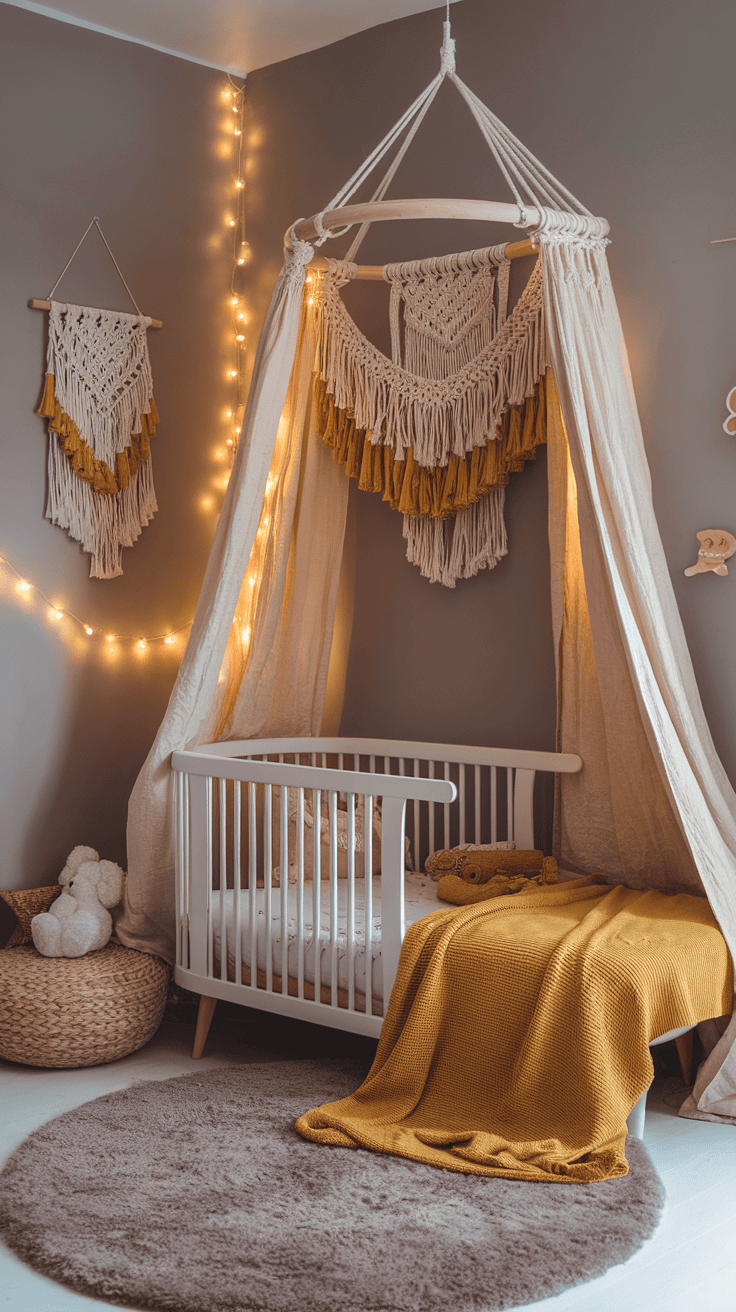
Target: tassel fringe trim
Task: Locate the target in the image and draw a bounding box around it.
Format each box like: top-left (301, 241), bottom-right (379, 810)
top-left (38, 373), bottom-right (159, 497)
top-left (313, 258), bottom-right (546, 466)
top-left (315, 372), bottom-right (547, 519)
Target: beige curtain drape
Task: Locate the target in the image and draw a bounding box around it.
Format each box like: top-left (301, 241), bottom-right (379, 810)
top-left (119, 237), bottom-right (348, 961)
top-left (541, 210), bottom-right (736, 1119)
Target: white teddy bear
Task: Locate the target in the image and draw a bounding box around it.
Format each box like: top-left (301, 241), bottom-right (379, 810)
top-left (31, 845), bottom-right (125, 958)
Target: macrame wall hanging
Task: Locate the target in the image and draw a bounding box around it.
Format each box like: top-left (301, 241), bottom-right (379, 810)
top-left (312, 244), bottom-right (547, 587)
top-left (32, 218), bottom-right (162, 579)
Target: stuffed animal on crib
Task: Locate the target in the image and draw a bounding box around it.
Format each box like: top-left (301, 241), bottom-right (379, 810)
top-left (30, 846), bottom-right (125, 958)
top-left (429, 846), bottom-right (559, 906)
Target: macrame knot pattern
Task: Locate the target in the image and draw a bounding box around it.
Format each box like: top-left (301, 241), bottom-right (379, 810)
top-left (39, 302), bottom-right (159, 579)
top-left (312, 245), bottom-right (550, 587)
top-left (282, 228), bottom-right (316, 285)
top-left (533, 207), bottom-right (610, 248)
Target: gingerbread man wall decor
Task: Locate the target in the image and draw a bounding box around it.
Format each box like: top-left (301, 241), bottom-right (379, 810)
top-left (684, 529), bottom-right (736, 577)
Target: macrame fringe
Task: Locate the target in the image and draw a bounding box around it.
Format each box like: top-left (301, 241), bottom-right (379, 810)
top-left (38, 374), bottom-right (158, 496)
top-left (315, 374), bottom-right (547, 520)
top-left (403, 491), bottom-right (508, 588)
top-left (46, 434), bottom-right (157, 579)
top-left (313, 257), bottom-right (545, 467)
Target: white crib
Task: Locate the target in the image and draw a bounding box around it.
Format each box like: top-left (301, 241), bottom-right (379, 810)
top-left (171, 737), bottom-right (582, 1055)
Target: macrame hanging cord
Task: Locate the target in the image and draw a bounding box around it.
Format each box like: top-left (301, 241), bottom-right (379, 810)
top-left (312, 247), bottom-right (548, 586)
top-left (38, 218), bottom-right (160, 579)
top-left (306, 17), bottom-right (572, 586)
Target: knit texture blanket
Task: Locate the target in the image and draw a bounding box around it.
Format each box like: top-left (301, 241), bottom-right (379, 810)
top-left (296, 879), bottom-right (732, 1182)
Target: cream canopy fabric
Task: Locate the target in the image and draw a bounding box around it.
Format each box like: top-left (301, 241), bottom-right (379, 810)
top-left (120, 28), bottom-right (736, 1121)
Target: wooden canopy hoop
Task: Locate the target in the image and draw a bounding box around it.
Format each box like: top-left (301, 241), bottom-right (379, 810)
top-left (291, 198), bottom-right (541, 276)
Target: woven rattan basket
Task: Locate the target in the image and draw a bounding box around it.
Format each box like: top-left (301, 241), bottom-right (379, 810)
top-left (0, 943), bottom-right (169, 1068)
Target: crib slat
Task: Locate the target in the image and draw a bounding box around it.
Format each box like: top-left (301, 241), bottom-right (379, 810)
top-left (248, 783), bottom-right (257, 988)
top-left (364, 793), bottom-right (373, 1015)
top-left (428, 760), bottom-right (435, 860)
top-left (280, 785), bottom-right (289, 995)
top-left (264, 783), bottom-right (273, 992)
top-left (474, 765), bottom-right (481, 845)
top-left (328, 790), bottom-right (338, 1008)
top-left (459, 765), bottom-right (466, 846)
top-left (413, 759), bottom-right (420, 876)
top-left (347, 793), bottom-right (355, 1012)
top-left (507, 770), bottom-right (514, 843)
top-left (219, 779), bottom-right (227, 982)
top-left (187, 774), bottom-right (211, 979)
top-left (233, 781), bottom-right (242, 985)
top-left (444, 761), bottom-right (450, 849)
top-left (312, 789), bottom-right (321, 1006)
top-left (182, 773), bottom-right (190, 971)
top-left (174, 772), bottom-right (184, 967)
top-left (491, 766), bottom-right (498, 842)
top-left (296, 787), bottom-right (305, 999)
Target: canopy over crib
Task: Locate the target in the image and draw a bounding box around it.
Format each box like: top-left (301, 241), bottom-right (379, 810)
top-left (119, 19), bottom-right (736, 1122)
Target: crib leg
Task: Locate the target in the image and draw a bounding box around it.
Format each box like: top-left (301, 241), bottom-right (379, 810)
top-left (675, 1030), bottom-right (694, 1084)
top-left (626, 1083), bottom-right (650, 1139)
top-left (192, 994), bottom-right (218, 1059)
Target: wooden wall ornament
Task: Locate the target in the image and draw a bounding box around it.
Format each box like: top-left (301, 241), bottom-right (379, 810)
top-left (684, 529), bottom-right (736, 577)
top-left (723, 386), bottom-right (736, 437)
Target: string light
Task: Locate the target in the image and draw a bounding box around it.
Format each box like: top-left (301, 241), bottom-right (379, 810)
top-left (217, 74), bottom-right (248, 478)
top-left (0, 555), bottom-right (191, 657)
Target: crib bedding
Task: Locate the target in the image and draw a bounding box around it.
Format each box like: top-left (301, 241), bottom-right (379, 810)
top-left (297, 880), bottom-right (733, 1183)
top-left (209, 872), bottom-right (440, 1002)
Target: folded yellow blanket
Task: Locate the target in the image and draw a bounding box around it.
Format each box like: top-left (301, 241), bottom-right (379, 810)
top-left (296, 879), bottom-right (732, 1183)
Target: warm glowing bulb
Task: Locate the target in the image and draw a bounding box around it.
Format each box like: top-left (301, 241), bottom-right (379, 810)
top-left (249, 576), bottom-right (256, 587)
top-left (106, 633), bottom-right (115, 643)
top-left (234, 128), bottom-right (241, 136)
top-left (228, 219), bottom-right (236, 227)
top-left (308, 297), bottom-right (314, 306)
top-left (18, 580), bottom-right (31, 593)
top-left (230, 296), bottom-right (238, 305)
top-left (84, 626), bottom-right (93, 635)
top-left (236, 258), bottom-right (245, 266)
top-left (165, 634), bottom-right (175, 645)
top-left (137, 639), bottom-right (146, 651)
top-left (200, 495), bottom-right (214, 511)
top-left (225, 409), bottom-right (233, 418)
top-left (49, 608), bottom-right (63, 620)
top-left (229, 369), bottom-right (237, 377)
top-left (226, 438), bottom-right (233, 446)
top-left (236, 334), bottom-right (245, 342)
top-left (237, 312), bottom-right (247, 321)
top-left (235, 180), bottom-right (244, 189)
top-left (223, 90), bottom-right (232, 99)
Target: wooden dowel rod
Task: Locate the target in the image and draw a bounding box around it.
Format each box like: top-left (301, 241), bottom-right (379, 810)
top-left (29, 299), bottom-right (163, 329)
top-left (307, 237), bottom-right (537, 280)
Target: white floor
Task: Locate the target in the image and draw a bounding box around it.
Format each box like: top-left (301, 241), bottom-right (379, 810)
top-left (1, 1018), bottom-right (735, 1312)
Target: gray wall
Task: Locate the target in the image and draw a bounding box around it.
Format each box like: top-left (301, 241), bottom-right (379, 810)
top-left (242, 0), bottom-right (736, 826)
top-left (3, 0), bottom-right (735, 927)
top-left (0, 2), bottom-right (233, 925)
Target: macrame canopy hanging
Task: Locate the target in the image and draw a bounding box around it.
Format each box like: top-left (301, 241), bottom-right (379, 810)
top-left (286, 20), bottom-right (606, 587)
top-left (124, 12), bottom-right (736, 1126)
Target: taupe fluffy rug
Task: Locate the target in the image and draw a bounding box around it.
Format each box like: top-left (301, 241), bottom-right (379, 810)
top-left (0, 1060), bottom-right (664, 1312)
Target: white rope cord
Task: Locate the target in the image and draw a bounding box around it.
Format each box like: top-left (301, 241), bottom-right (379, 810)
top-left (47, 217), bottom-right (143, 313)
top-left (451, 77), bottom-right (591, 216)
top-left (312, 14), bottom-right (591, 246)
top-left (313, 74), bottom-right (445, 243)
top-left (344, 75), bottom-right (445, 263)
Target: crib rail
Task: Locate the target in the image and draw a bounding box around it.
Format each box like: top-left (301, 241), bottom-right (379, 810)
top-left (172, 738), bottom-right (581, 1039)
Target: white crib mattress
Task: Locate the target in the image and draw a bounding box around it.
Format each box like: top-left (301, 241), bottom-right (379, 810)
top-left (209, 872), bottom-right (441, 1004)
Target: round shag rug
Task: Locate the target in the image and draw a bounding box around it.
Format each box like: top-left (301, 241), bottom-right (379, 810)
top-left (0, 1060), bottom-right (664, 1312)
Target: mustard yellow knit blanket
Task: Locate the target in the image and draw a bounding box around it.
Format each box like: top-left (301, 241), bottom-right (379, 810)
top-left (296, 879), bottom-right (732, 1183)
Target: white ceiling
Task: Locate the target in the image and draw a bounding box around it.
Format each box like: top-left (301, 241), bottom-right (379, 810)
top-left (5, 0), bottom-right (456, 74)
